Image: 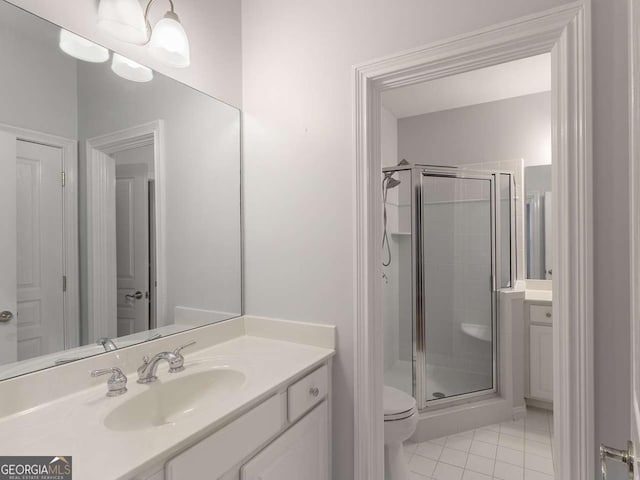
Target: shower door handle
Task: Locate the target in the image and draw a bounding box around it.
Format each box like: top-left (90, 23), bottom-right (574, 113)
top-left (600, 441), bottom-right (635, 479)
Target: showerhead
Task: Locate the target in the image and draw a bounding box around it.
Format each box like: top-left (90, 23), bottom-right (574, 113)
top-left (386, 177), bottom-right (401, 189)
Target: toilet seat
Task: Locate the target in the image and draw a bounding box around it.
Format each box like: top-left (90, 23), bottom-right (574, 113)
top-left (384, 386), bottom-right (417, 422)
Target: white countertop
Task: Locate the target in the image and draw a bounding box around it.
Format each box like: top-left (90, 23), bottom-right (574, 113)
top-left (525, 289), bottom-right (552, 303)
top-left (0, 319), bottom-right (335, 479)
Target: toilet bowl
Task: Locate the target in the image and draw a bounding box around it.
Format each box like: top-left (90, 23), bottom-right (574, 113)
top-left (384, 386), bottom-right (418, 480)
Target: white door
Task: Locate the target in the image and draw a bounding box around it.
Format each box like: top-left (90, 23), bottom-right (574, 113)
top-left (15, 140), bottom-right (64, 360)
top-left (0, 131), bottom-right (17, 365)
top-left (115, 163), bottom-right (149, 336)
top-left (241, 401), bottom-right (329, 480)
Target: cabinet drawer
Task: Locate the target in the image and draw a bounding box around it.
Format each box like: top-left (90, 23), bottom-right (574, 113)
top-left (288, 365), bottom-right (328, 422)
top-left (165, 394), bottom-right (285, 479)
top-left (530, 305), bottom-right (552, 324)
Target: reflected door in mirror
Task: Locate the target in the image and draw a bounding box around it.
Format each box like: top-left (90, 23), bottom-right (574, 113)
top-left (0, 133), bottom-right (66, 362)
top-left (116, 163), bottom-right (151, 336)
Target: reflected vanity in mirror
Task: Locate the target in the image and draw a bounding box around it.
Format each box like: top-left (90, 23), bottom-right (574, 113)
top-left (0, 1), bottom-right (241, 380)
top-left (525, 164), bottom-right (552, 280)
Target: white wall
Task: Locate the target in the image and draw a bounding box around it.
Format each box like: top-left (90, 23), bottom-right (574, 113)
top-left (397, 92), bottom-right (551, 168)
top-left (5, 0), bottom-right (242, 107)
top-left (112, 144), bottom-right (155, 179)
top-left (0, 1), bottom-right (77, 138)
top-left (242, 0), bottom-right (631, 477)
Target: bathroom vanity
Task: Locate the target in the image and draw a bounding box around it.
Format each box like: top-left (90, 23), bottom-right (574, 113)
top-left (0, 317), bottom-right (335, 480)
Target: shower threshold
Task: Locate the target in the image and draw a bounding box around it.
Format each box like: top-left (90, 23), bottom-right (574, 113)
top-left (384, 360), bottom-right (494, 406)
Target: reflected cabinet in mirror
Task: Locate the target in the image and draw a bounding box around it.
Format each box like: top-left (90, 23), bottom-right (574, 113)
top-left (0, 1), bottom-right (241, 380)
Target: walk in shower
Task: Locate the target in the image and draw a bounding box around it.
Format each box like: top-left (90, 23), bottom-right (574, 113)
top-left (382, 164), bottom-right (516, 410)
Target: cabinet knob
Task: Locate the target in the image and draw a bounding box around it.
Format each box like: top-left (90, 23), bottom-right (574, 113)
top-left (546, 312), bottom-right (552, 318)
top-left (309, 387), bottom-right (320, 397)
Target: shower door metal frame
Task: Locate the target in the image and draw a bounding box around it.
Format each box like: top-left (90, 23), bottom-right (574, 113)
top-left (414, 167), bottom-right (500, 410)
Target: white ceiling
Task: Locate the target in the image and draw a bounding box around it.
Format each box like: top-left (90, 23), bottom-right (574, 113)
top-left (381, 53), bottom-right (551, 119)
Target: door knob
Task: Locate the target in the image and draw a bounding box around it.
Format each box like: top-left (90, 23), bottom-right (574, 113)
top-left (125, 291), bottom-right (144, 301)
top-left (0, 311), bottom-right (13, 323)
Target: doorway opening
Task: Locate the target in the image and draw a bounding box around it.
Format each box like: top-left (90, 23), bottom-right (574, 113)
top-left (353, 3), bottom-right (592, 480)
top-left (85, 120), bottom-right (165, 344)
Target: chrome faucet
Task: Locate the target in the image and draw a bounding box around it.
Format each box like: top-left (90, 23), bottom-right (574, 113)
top-left (137, 341), bottom-right (195, 384)
top-left (97, 337), bottom-right (118, 352)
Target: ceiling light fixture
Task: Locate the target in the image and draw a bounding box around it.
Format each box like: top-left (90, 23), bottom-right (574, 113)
top-left (97, 0), bottom-right (191, 69)
top-left (59, 29), bottom-right (110, 63)
top-left (111, 53), bottom-right (154, 82)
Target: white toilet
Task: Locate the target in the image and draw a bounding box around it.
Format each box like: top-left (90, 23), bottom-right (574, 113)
top-left (384, 385), bottom-right (418, 480)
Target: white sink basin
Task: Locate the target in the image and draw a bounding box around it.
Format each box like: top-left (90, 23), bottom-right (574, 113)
top-left (104, 368), bottom-right (246, 431)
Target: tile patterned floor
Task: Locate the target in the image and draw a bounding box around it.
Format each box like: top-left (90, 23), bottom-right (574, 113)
top-left (402, 408), bottom-right (554, 480)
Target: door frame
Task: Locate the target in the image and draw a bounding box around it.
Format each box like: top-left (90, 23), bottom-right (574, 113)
top-left (85, 120), bottom-right (166, 341)
top-left (0, 122), bottom-right (79, 350)
top-left (353, 3), bottom-right (593, 480)
top-left (629, 0), bottom-right (640, 467)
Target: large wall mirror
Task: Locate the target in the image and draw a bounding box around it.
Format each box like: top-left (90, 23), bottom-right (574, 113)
top-left (525, 164), bottom-right (552, 280)
top-left (0, 1), bottom-right (242, 381)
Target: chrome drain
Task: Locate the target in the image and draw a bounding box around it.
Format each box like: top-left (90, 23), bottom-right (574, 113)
top-left (433, 392), bottom-right (446, 399)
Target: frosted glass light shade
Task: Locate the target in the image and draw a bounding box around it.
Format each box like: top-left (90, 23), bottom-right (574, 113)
top-left (111, 53), bottom-right (153, 82)
top-left (147, 12), bottom-right (190, 68)
top-left (98, 0), bottom-right (148, 45)
top-left (59, 29), bottom-right (110, 63)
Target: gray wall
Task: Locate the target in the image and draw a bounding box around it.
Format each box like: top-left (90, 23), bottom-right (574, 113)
top-left (241, 0), bottom-right (631, 477)
top-left (398, 92), bottom-right (551, 168)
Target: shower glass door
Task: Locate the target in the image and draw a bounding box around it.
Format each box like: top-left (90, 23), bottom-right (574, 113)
top-left (416, 170), bottom-right (497, 407)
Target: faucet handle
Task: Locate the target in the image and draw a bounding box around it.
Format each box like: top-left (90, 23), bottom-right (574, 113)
top-left (173, 341), bottom-right (196, 356)
top-left (137, 355), bottom-right (150, 376)
top-left (168, 342), bottom-right (196, 374)
top-left (91, 367), bottom-right (128, 397)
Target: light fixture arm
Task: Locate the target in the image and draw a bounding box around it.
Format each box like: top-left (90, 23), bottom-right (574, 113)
top-left (143, 0), bottom-right (177, 41)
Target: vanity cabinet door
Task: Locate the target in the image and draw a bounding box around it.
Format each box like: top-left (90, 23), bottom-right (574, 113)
top-left (165, 394), bottom-right (284, 480)
top-left (241, 401), bottom-right (329, 480)
top-left (529, 325), bottom-right (553, 401)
